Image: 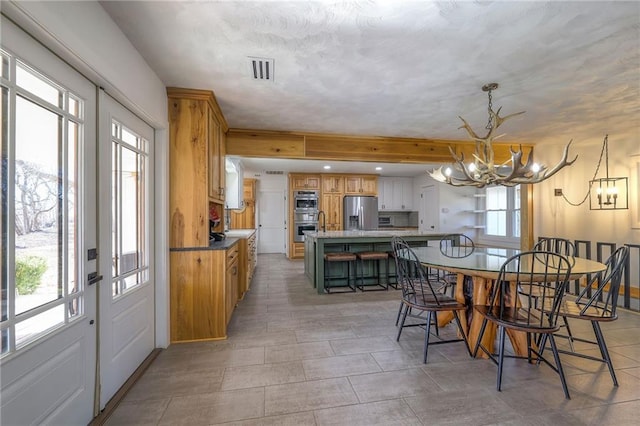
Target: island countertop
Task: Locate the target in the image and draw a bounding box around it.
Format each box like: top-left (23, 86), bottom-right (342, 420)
top-left (305, 229), bottom-right (437, 239)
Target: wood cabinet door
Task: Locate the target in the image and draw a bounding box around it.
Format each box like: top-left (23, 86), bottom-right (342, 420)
top-left (360, 175), bottom-right (378, 195)
top-left (208, 108), bottom-right (220, 202)
top-left (322, 175), bottom-right (344, 193)
top-left (322, 193), bottom-right (343, 229)
top-left (344, 176), bottom-right (361, 194)
top-left (225, 256), bottom-right (239, 325)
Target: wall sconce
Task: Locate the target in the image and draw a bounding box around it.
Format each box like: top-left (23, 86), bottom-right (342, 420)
top-left (589, 135), bottom-right (628, 210)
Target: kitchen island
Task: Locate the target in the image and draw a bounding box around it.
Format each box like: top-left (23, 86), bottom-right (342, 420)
top-left (304, 230), bottom-right (449, 294)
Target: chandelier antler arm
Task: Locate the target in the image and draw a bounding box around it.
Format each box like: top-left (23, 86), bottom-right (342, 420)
top-left (500, 141), bottom-right (578, 185)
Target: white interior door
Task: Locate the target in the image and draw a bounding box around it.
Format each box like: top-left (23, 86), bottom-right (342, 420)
top-left (420, 185), bottom-right (438, 232)
top-left (97, 93), bottom-right (155, 408)
top-left (258, 190), bottom-right (286, 253)
top-left (1, 17), bottom-right (97, 425)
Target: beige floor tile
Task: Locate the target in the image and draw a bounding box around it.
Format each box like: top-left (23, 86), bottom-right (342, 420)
top-left (330, 335), bottom-right (401, 355)
top-left (264, 377), bottom-right (358, 416)
top-left (220, 361), bottom-right (306, 390)
top-left (302, 353), bottom-right (382, 380)
top-left (348, 368), bottom-right (440, 403)
top-left (210, 411), bottom-right (316, 426)
top-left (314, 399), bottom-right (421, 425)
top-left (158, 388), bottom-right (264, 425)
top-left (124, 368), bottom-right (224, 402)
top-left (294, 327), bottom-right (358, 343)
top-left (105, 398), bottom-right (170, 425)
top-left (265, 341), bottom-right (334, 363)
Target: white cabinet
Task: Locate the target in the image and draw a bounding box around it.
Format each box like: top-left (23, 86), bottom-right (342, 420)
top-left (379, 177), bottom-right (414, 211)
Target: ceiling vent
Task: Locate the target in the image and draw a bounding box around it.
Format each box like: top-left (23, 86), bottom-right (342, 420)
top-left (248, 57), bottom-right (274, 81)
top-left (265, 170), bottom-right (284, 175)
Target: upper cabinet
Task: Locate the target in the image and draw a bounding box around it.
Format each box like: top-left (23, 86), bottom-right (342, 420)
top-left (379, 177), bottom-right (414, 211)
top-left (344, 175), bottom-right (377, 195)
top-left (291, 174), bottom-right (321, 190)
top-left (321, 175), bottom-right (344, 193)
top-left (168, 87), bottom-right (228, 248)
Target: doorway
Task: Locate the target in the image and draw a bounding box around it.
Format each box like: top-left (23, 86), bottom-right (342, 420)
top-left (257, 190), bottom-right (286, 253)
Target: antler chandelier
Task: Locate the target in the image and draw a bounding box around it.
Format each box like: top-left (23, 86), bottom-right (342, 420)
top-left (429, 83), bottom-right (577, 188)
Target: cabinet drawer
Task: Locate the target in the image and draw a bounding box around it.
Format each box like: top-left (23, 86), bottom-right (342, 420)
top-left (226, 245), bottom-right (239, 268)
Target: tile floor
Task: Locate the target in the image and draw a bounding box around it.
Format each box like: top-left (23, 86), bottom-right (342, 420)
top-left (107, 254), bottom-right (640, 425)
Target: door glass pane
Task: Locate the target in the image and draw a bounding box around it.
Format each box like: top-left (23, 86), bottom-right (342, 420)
top-left (1, 86), bottom-right (7, 326)
top-left (111, 120), bottom-right (148, 298)
top-left (0, 52), bottom-right (8, 79)
top-left (15, 304), bottom-right (64, 348)
top-left (15, 96), bottom-right (62, 314)
top-left (16, 63), bottom-right (62, 108)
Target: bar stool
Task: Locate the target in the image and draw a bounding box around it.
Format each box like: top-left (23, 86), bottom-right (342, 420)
top-left (323, 252), bottom-right (357, 293)
top-left (356, 251), bottom-right (389, 291)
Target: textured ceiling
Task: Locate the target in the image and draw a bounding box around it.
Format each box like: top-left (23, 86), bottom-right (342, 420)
top-left (101, 0), bottom-right (640, 174)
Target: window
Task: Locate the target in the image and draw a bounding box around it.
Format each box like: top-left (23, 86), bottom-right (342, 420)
top-left (1, 51), bottom-right (86, 355)
top-left (480, 185), bottom-right (520, 246)
top-left (111, 121), bottom-right (149, 298)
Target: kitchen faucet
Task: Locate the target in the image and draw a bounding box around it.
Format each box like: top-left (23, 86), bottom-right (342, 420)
top-left (317, 210), bottom-right (326, 232)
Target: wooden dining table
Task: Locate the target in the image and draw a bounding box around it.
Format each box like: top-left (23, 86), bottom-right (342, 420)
top-left (410, 246), bottom-right (607, 358)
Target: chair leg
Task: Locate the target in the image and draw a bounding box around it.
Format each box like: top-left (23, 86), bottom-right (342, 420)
top-left (473, 318), bottom-right (489, 357)
top-left (562, 316), bottom-right (575, 352)
top-left (396, 304), bottom-right (409, 341)
top-left (395, 301), bottom-right (403, 326)
top-left (423, 311), bottom-right (433, 363)
top-left (548, 334), bottom-right (571, 399)
top-left (497, 326), bottom-right (506, 392)
top-left (453, 311), bottom-right (472, 357)
top-left (592, 321), bottom-right (618, 386)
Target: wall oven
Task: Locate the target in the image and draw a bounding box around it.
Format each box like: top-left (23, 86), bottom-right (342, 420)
top-left (294, 222), bottom-right (317, 242)
top-left (294, 190), bottom-right (319, 212)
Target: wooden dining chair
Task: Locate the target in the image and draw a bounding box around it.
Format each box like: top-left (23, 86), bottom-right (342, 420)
top-left (552, 245), bottom-right (630, 386)
top-left (473, 251), bottom-right (573, 399)
top-left (392, 236), bottom-right (471, 363)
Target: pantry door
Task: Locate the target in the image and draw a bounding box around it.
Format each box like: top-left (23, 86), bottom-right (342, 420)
top-left (97, 92), bottom-right (155, 408)
top-left (0, 17), bottom-right (98, 425)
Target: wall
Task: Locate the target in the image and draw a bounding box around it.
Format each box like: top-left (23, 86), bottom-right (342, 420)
top-left (3, 1), bottom-right (171, 346)
top-left (413, 175), bottom-right (476, 237)
top-left (533, 136), bottom-right (640, 247)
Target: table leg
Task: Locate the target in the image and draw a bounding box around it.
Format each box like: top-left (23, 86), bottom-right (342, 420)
top-left (468, 276), bottom-right (496, 359)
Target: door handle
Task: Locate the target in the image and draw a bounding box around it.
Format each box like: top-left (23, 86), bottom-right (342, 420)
top-left (88, 272), bottom-right (103, 286)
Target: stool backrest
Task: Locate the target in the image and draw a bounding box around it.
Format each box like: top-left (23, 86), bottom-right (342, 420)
top-left (440, 234), bottom-right (475, 258)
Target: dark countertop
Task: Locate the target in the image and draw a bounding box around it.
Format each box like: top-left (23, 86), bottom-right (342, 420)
top-left (169, 237), bottom-right (240, 252)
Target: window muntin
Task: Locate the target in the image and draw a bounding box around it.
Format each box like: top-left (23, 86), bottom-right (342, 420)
top-left (111, 121), bottom-right (149, 298)
top-left (1, 53), bottom-right (85, 356)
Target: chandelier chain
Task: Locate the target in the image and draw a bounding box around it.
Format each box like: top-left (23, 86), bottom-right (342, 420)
top-left (485, 89), bottom-right (493, 130)
top-left (561, 135), bottom-right (607, 206)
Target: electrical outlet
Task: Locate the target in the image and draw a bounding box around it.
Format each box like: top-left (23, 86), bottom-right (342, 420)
top-left (554, 188), bottom-right (563, 196)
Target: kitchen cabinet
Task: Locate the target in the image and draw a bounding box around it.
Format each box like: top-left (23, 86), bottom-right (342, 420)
top-left (230, 179), bottom-right (257, 229)
top-left (209, 110), bottom-right (226, 204)
top-left (292, 242), bottom-right (306, 258)
top-left (291, 174), bottom-right (321, 190)
top-left (344, 175), bottom-right (377, 195)
top-left (321, 175), bottom-right (344, 193)
top-left (321, 193), bottom-right (343, 231)
top-left (225, 229), bottom-right (258, 299)
top-left (225, 245), bottom-right (239, 325)
top-left (169, 243), bottom-right (239, 342)
top-left (379, 177), bottom-right (414, 211)
top-left (168, 87), bottom-right (228, 247)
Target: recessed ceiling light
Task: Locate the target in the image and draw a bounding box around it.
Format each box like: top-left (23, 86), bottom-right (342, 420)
top-left (323, 165), bottom-right (331, 170)
top-left (375, 167), bottom-right (382, 171)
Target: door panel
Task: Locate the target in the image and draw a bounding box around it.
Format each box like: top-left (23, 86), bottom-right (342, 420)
top-left (258, 190), bottom-right (285, 253)
top-left (1, 17), bottom-right (97, 424)
top-left (98, 93), bottom-right (154, 408)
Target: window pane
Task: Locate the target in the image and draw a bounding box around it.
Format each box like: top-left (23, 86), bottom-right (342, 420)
top-left (67, 95), bottom-right (80, 118)
top-left (15, 304), bottom-right (64, 348)
top-left (1, 328), bottom-right (8, 355)
top-left (513, 210), bottom-right (521, 238)
top-left (486, 211), bottom-right (506, 236)
top-left (0, 52), bottom-right (8, 79)
top-left (121, 146), bottom-right (140, 275)
top-left (15, 96), bottom-right (63, 314)
top-left (67, 121), bottom-right (78, 296)
top-left (16, 64), bottom-right (62, 108)
top-left (486, 186), bottom-right (507, 209)
top-left (121, 126), bottom-right (138, 148)
top-left (1, 87), bottom-right (7, 323)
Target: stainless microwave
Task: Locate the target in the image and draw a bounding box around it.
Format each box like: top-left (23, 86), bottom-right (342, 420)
top-left (294, 190), bottom-right (318, 211)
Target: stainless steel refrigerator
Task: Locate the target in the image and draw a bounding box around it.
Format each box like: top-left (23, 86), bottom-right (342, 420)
top-left (343, 196), bottom-right (379, 230)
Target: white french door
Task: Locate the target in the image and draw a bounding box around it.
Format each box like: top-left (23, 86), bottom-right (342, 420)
top-left (97, 92), bottom-right (155, 408)
top-left (0, 17), bottom-right (97, 425)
